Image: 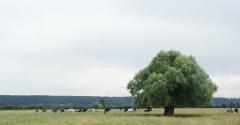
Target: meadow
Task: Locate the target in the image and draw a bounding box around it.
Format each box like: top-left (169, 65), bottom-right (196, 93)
top-left (0, 108), bottom-right (239, 125)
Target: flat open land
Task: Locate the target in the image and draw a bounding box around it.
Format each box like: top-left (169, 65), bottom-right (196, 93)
top-left (0, 108), bottom-right (239, 125)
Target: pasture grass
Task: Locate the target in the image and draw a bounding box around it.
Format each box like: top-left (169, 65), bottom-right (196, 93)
top-left (0, 108), bottom-right (239, 125)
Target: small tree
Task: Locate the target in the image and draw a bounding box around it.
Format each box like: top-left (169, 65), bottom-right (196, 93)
top-left (91, 102), bottom-right (103, 109)
top-left (127, 50), bottom-right (217, 116)
top-left (229, 102), bottom-right (235, 108)
top-left (99, 98), bottom-right (106, 108)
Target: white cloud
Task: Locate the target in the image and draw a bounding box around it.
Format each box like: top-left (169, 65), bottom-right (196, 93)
top-left (212, 74), bottom-right (240, 98)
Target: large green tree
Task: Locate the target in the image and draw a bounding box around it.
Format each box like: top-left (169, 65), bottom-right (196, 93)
top-left (127, 50), bottom-right (217, 116)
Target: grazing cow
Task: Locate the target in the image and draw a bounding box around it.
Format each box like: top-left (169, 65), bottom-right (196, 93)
top-left (234, 108), bottom-right (238, 113)
top-left (87, 108), bottom-right (97, 112)
top-left (77, 108), bottom-right (88, 112)
top-left (60, 108), bottom-right (65, 113)
top-left (67, 109), bottom-right (75, 112)
top-left (82, 108), bottom-right (88, 112)
top-left (124, 108), bottom-right (137, 112)
top-left (133, 108), bottom-right (137, 111)
top-left (75, 109), bottom-right (82, 112)
top-left (35, 109), bottom-right (40, 112)
top-left (227, 108), bottom-right (238, 113)
top-left (104, 108), bottom-right (111, 114)
top-left (52, 109), bottom-right (58, 113)
top-left (227, 108), bottom-right (234, 113)
top-left (144, 107), bottom-right (152, 112)
top-left (42, 109), bottom-right (48, 112)
top-left (127, 108), bottom-right (134, 112)
top-left (124, 108), bottom-right (128, 112)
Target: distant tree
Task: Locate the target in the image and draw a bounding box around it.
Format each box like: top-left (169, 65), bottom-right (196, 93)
top-left (91, 102), bottom-right (103, 109)
top-left (229, 102), bottom-right (235, 108)
top-left (221, 104), bottom-right (227, 108)
top-left (236, 103), bottom-right (240, 108)
top-left (99, 98), bottom-right (106, 108)
top-left (127, 50), bottom-right (217, 116)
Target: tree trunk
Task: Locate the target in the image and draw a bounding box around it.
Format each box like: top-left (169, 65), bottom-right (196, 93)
top-left (164, 106), bottom-right (174, 116)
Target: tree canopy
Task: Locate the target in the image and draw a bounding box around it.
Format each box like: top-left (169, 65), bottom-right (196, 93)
top-left (127, 50), bottom-right (217, 115)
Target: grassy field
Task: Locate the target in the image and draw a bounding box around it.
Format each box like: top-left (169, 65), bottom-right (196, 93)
top-left (0, 108), bottom-right (239, 125)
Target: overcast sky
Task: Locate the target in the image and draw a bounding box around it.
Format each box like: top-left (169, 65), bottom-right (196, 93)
top-left (0, 0), bottom-right (240, 97)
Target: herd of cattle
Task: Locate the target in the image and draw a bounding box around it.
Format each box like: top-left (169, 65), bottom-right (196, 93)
top-left (35, 107), bottom-right (152, 114)
top-left (36, 107), bottom-right (238, 114)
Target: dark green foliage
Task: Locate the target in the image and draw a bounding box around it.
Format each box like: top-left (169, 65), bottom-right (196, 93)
top-left (127, 50), bottom-right (217, 109)
top-left (216, 98), bottom-right (240, 105)
top-left (90, 102), bottom-right (103, 109)
top-left (99, 98), bottom-right (106, 108)
top-left (214, 98), bottom-right (240, 107)
top-left (0, 95), bottom-right (240, 110)
top-left (0, 95), bottom-right (133, 109)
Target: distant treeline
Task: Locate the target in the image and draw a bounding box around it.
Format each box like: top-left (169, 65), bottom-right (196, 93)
top-left (0, 96), bottom-right (240, 110)
top-left (213, 98), bottom-right (240, 107)
top-left (0, 95), bottom-right (133, 110)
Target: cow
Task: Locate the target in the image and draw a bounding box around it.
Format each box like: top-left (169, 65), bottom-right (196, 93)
top-left (35, 109), bottom-right (40, 112)
top-left (75, 109), bottom-right (82, 112)
top-left (60, 108), bottom-right (65, 113)
top-left (124, 108), bottom-right (137, 112)
top-left (227, 108), bottom-right (234, 113)
top-left (87, 108), bottom-right (97, 112)
top-left (227, 108), bottom-right (238, 113)
top-left (127, 108), bottom-right (134, 112)
top-left (234, 108), bottom-right (238, 113)
top-left (144, 107), bottom-right (152, 112)
top-left (82, 108), bottom-right (88, 112)
top-left (104, 108), bottom-right (111, 114)
top-left (123, 108), bottom-right (128, 112)
top-left (78, 108), bottom-right (91, 112)
top-left (52, 109), bottom-right (58, 113)
top-left (42, 109), bottom-right (48, 112)
top-left (67, 109), bottom-right (75, 112)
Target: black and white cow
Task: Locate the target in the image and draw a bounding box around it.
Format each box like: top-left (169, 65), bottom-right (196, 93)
top-left (35, 109), bottom-right (40, 112)
top-left (227, 108), bottom-right (238, 113)
top-left (75, 109), bottom-right (82, 112)
top-left (67, 109), bottom-right (75, 112)
top-left (60, 108), bottom-right (65, 113)
top-left (52, 109), bottom-right (58, 113)
top-left (124, 107), bottom-right (137, 112)
top-left (234, 108), bottom-right (238, 113)
top-left (104, 108), bottom-right (111, 114)
top-left (82, 108), bottom-right (88, 112)
top-left (78, 108), bottom-right (89, 112)
top-left (87, 108), bottom-right (97, 112)
top-left (144, 107), bottom-right (152, 112)
top-left (42, 109), bottom-right (48, 112)
top-left (123, 108), bottom-right (129, 112)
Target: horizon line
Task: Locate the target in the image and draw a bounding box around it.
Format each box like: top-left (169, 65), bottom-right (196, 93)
top-left (0, 94), bottom-right (239, 99)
